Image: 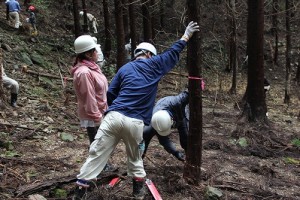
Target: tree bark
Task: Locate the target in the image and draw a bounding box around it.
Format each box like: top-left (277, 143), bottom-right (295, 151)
top-left (228, 0), bottom-right (237, 94)
top-left (114, 0), bottom-right (126, 70)
top-left (72, 0), bottom-right (81, 38)
top-left (243, 0), bottom-right (267, 122)
top-left (81, 0), bottom-right (89, 33)
top-left (284, 0), bottom-right (291, 104)
top-left (142, 0), bottom-right (152, 42)
top-left (183, 0), bottom-right (202, 186)
top-left (272, 0), bottom-right (279, 65)
top-left (128, 0), bottom-right (137, 57)
top-left (103, 0), bottom-right (112, 58)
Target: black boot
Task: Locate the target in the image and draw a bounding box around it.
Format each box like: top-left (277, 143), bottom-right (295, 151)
top-left (132, 178), bottom-right (145, 200)
top-left (11, 93), bottom-right (18, 107)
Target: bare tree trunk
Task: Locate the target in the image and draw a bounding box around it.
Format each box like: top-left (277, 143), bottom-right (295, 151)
top-left (103, 0), bottom-right (112, 58)
top-left (159, 0), bottom-right (165, 29)
top-left (81, 0), bottom-right (89, 33)
top-left (272, 0), bottom-right (279, 65)
top-left (183, 0), bottom-right (202, 186)
top-left (228, 0), bottom-right (237, 94)
top-left (114, 0), bottom-right (126, 70)
top-left (72, 0), bottom-right (81, 38)
top-left (0, 49), bottom-right (5, 104)
top-left (150, 0), bottom-right (159, 39)
top-left (243, 0), bottom-right (267, 122)
top-left (122, 0), bottom-right (129, 38)
top-left (284, 0), bottom-right (291, 104)
top-left (142, 0), bottom-right (152, 42)
top-left (296, 59), bottom-right (300, 85)
top-left (128, 0), bottom-right (137, 56)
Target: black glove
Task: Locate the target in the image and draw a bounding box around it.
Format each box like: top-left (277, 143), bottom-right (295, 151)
top-left (174, 151), bottom-right (185, 161)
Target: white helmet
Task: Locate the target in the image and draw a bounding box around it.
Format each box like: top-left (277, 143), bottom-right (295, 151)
top-left (134, 42), bottom-right (157, 58)
top-left (151, 110), bottom-right (173, 136)
top-left (79, 11), bottom-right (84, 16)
top-left (74, 35), bottom-right (97, 54)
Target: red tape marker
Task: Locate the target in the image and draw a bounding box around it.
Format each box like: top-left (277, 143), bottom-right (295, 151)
top-left (107, 177), bottom-right (120, 188)
top-left (145, 179), bottom-right (163, 200)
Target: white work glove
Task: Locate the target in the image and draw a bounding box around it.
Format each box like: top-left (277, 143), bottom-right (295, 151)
top-left (182, 21), bottom-right (200, 41)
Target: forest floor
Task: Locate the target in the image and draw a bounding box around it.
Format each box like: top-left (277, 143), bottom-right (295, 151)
top-left (1, 1), bottom-right (300, 200)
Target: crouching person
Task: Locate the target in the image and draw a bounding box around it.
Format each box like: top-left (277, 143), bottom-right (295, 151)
top-left (143, 91), bottom-right (189, 162)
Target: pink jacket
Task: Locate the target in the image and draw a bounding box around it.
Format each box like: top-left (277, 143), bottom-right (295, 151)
top-left (70, 60), bottom-right (108, 123)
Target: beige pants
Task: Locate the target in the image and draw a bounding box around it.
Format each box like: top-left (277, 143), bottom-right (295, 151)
top-left (3, 75), bottom-right (19, 94)
top-left (77, 111), bottom-right (146, 180)
top-left (9, 11), bottom-right (21, 28)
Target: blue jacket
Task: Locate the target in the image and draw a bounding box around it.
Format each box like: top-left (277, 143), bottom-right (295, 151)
top-left (6, 0), bottom-right (21, 12)
top-left (107, 40), bottom-right (187, 125)
top-left (143, 91), bottom-right (189, 157)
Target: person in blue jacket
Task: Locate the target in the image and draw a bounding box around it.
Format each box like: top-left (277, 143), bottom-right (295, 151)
top-left (143, 91), bottom-right (189, 161)
top-left (73, 21), bottom-right (199, 200)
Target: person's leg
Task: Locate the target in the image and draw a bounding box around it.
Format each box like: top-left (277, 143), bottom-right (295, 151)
top-left (76, 112), bottom-right (122, 181)
top-left (122, 115), bottom-right (146, 199)
top-left (3, 76), bottom-right (19, 107)
top-left (142, 125), bottom-right (156, 158)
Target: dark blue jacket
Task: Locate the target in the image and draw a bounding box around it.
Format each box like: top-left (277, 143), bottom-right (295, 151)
top-left (107, 40), bottom-right (187, 125)
top-left (6, 0), bottom-right (21, 12)
top-left (143, 91), bottom-right (189, 157)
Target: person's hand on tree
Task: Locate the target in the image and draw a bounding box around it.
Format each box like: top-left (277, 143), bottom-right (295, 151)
top-left (181, 21), bottom-right (200, 42)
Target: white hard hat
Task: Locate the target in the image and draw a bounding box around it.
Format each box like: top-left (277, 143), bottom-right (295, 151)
top-left (74, 35), bottom-right (97, 54)
top-left (92, 37), bottom-right (97, 43)
top-left (79, 11), bottom-right (84, 15)
top-left (151, 110), bottom-right (172, 136)
top-left (134, 42), bottom-right (157, 58)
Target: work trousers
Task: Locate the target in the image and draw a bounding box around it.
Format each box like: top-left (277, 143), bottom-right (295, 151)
top-left (3, 75), bottom-right (19, 94)
top-left (9, 12), bottom-right (21, 28)
top-left (77, 111), bottom-right (146, 180)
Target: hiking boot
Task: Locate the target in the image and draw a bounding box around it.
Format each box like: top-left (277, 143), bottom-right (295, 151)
top-left (132, 177), bottom-right (145, 200)
top-left (72, 186), bottom-right (88, 200)
top-left (10, 93), bottom-right (18, 107)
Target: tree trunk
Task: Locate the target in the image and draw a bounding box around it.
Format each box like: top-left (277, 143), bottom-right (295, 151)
top-left (142, 0), bottom-right (152, 42)
top-left (81, 0), bottom-right (89, 33)
top-left (103, 0), bottom-right (112, 58)
top-left (183, 0), bottom-right (202, 186)
top-left (159, 0), bottom-right (165, 29)
top-left (243, 0), bottom-right (267, 122)
top-left (114, 0), bottom-right (126, 70)
top-left (150, 0), bottom-right (159, 39)
top-left (0, 49), bottom-right (5, 107)
top-left (284, 0), bottom-right (291, 104)
top-left (272, 0), bottom-right (279, 65)
top-left (72, 0), bottom-right (81, 38)
top-left (128, 0), bottom-right (137, 57)
top-left (122, 0), bottom-right (129, 37)
top-left (296, 58), bottom-right (300, 85)
top-left (228, 0), bottom-right (237, 94)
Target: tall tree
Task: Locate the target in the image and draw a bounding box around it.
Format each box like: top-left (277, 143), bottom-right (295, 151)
top-left (103, 0), bottom-right (112, 58)
top-left (72, 0), bottom-right (81, 38)
top-left (122, 0), bottom-right (129, 37)
top-left (81, 0), bottom-right (89, 33)
top-left (114, 0), bottom-right (126, 70)
top-left (228, 0), bottom-right (237, 94)
top-left (142, 0), bottom-right (152, 42)
top-left (284, 0), bottom-right (291, 104)
top-left (243, 0), bottom-right (267, 121)
top-left (183, 0), bottom-right (202, 185)
top-left (271, 0), bottom-right (279, 65)
top-left (0, 49), bottom-right (5, 108)
top-left (128, 0), bottom-right (137, 57)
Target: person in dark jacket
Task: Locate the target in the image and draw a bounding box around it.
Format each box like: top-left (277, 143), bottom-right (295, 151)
top-left (143, 91), bottom-right (189, 162)
top-left (73, 21), bottom-right (199, 200)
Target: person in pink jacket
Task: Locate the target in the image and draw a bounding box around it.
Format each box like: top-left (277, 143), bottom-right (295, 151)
top-left (70, 35), bottom-right (108, 144)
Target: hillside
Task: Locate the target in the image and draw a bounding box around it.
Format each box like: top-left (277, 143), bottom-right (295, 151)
top-left (1, 1), bottom-right (300, 200)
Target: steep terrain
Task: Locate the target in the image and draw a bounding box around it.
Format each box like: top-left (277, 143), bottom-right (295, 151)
top-left (1, 1), bottom-right (300, 200)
